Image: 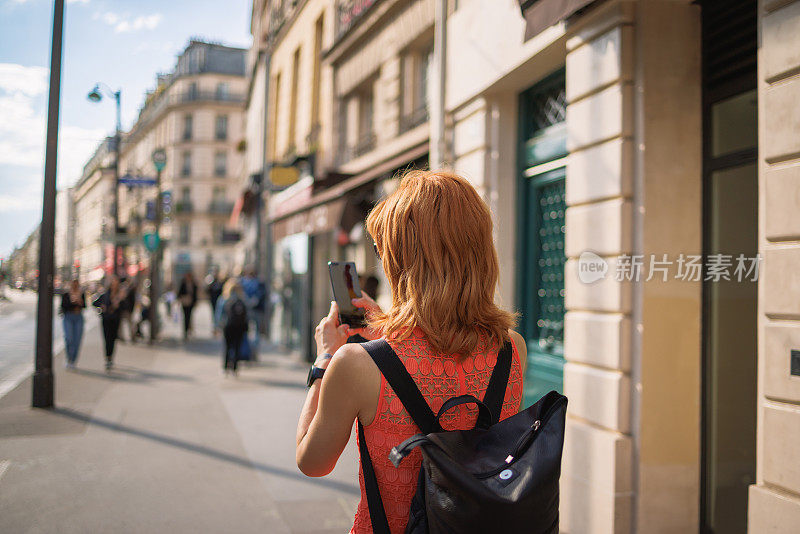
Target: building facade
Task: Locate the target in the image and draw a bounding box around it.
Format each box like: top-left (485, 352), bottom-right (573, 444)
top-left (246, 0), bottom-right (799, 531)
top-left (441, 0), bottom-right (797, 532)
top-left (118, 40), bottom-right (247, 285)
top-left (54, 187), bottom-right (75, 284)
top-left (72, 137), bottom-right (116, 283)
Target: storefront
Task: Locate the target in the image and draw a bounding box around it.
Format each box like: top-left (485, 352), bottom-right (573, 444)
top-left (269, 149), bottom-right (427, 361)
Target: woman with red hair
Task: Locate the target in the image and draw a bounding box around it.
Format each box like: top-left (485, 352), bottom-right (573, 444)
top-left (296, 170), bottom-right (527, 533)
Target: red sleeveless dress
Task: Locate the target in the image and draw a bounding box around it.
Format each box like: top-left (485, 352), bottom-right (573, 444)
top-left (351, 328), bottom-right (524, 534)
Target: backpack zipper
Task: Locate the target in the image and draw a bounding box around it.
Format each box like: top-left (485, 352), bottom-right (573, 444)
top-left (473, 396), bottom-right (566, 479)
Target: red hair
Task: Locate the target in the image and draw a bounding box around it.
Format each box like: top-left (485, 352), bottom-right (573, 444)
top-left (366, 170), bottom-right (516, 356)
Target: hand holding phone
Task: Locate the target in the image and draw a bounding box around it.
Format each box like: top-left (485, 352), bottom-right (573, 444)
top-left (328, 261), bottom-right (366, 328)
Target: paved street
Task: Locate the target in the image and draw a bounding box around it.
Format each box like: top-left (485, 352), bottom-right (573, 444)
top-left (0, 290), bottom-right (98, 399)
top-left (0, 301), bottom-right (360, 533)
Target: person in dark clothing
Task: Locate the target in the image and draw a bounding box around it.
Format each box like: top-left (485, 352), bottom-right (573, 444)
top-left (220, 282), bottom-right (248, 376)
top-left (93, 275), bottom-right (125, 371)
top-left (206, 272), bottom-right (224, 320)
top-left (177, 272), bottom-right (198, 340)
top-left (119, 279), bottom-right (137, 342)
top-left (60, 279), bottom-right (86, 368)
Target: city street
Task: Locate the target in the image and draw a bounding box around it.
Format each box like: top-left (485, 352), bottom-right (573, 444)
top-left (0, 290), bottom-right (99, 399)
top-left (0, 302), bottom-right (360, 533)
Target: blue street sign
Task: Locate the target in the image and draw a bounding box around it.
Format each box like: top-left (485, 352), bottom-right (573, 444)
top-left (119, 174), bottom-right (157, 187)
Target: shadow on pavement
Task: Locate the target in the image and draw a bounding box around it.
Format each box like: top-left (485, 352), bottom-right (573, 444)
top-left (52, 406), bottom-right (360, 496)
top-left (69, 366), bottom-right (196, 384)
top-left (237, 376), bottom-right (307, 390)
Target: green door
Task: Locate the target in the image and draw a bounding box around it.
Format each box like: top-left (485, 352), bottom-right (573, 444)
top-left (517, 70), bottom-right (567, 407)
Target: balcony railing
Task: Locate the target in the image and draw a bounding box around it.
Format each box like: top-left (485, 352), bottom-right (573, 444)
top-left (399, 105), bottom-right (429, 133)
top-left (208, 201), bottom-right (234, 215)
top-left (335, 0), bottom-right (381, 41)
top-left (175, 90), bottom-right (245, 105)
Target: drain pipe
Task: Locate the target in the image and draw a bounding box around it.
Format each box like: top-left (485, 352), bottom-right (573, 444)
top-left (432, 0), bottom-right (447, 169)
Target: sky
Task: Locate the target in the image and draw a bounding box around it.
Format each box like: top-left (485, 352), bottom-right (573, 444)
top-left (0, 0), bottom-right (252, 258)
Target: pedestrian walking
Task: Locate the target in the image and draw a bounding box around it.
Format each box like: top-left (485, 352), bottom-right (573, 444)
top-left (93, 275), bottom-right (125, 371)
top-left (296, 170), bottom-right (528, 533)
top-left (206, 271), bottom-right (224, 318)
top-left (60, 278), bottom-right (86, 368)
top-left (241, 266), bottom-right (267, 358)
top-left (220, 282), bottom-right (248, 376)
top-left (178, 272), bottom-right (198, 340)
top-left (119, 278), bottom-right (136, 342)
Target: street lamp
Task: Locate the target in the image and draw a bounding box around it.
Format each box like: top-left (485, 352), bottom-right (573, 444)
top-left (32, 0), bottom-right (64, 409)
top-left (87, 82), bottom-right (123, 279)
top-left (148, 148), bottom-right (167, 342)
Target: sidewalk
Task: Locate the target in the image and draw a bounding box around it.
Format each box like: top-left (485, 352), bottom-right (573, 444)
top-left (0, 304), bottom-right (360, 533)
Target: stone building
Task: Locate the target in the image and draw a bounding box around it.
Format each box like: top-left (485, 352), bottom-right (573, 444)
top-left (72, 137), bottom-right (116, 283)
top-left (118, 40), bottom-right (247, 285)
top-left (440, 0), bottom-right (798, 532)
top-left (248, 0), bottom-right (800, 531)
top-left (54, 187), bottom-right (76, 284)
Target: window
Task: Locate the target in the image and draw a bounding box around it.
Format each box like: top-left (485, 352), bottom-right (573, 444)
top-left (215, 82), bottom-right (229, 101)
top-left (289, 46), bottom-right (301, 151)
top-left (214, 151), bottom-right (227, 177)
top-left (215, 115), bottom-right (228, 140)
top-left (355, 82), bottom-right (375, 157)
top-left (181, 151), bottom-right (191, 177)
top-left (181, 186), bottom-right (191, 202)
top-left (400, 45), bottom-right (433, 132)
top-left (188, 81), bottom-right (198, 100)
top-left (182, 114), bottom-right (193, 141)
top-left (179, 223), bottom-right (190, 244)
top-left (212, 186), bottom-right (226, 202)
top-left (213, 223), bottom-right (224, 244)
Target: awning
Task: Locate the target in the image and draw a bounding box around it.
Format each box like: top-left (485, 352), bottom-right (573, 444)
top-left (272, 198), bottom-right (347, 241)
top-left (519, 0), bottom-right (596, 41)
top-left (268, 142), bottom-right (429, 225)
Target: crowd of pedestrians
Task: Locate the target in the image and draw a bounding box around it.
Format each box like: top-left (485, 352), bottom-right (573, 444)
top-left (55, 267), bottom-right (269, 376)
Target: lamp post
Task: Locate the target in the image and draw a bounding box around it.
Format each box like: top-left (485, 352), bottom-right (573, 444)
top-left (149, 148), bottom-right (167, 342)
top-left (87, 82), bottom-right (123, 279)
top-left (33, 0), bottom-right (64, 408)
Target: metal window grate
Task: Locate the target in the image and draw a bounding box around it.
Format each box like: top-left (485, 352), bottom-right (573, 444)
top-left (525, 82), bottom-right (567, 135)
top-left (535, 179), bottom-right (566, 348)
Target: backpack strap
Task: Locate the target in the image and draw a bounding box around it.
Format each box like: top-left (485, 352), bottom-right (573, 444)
top-left (360, 339), bottom-right (438, 433)
top-left (357, 421), bottom-right (391, 534)
top-left (481, 340), bottom-right (514, 424)
top-left (356, 339), bottom-right (437, 534)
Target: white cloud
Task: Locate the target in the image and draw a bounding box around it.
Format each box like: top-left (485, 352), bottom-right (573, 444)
top-left (0, 63), bottom-right (104, 213)
top-left (67, 0), bottom-right (91, 4)
top-left (94, 11), bottom-right (162, 33)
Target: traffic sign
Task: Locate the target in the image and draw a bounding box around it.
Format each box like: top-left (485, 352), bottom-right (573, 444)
top-left (143, 232), bottom-right (160, 252)
top-left (119, 174), bottom-right (157, 187)
top-left (152, 148), bottom-right (167, 172)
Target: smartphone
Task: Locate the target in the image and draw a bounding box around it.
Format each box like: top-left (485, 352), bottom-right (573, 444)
top-left (328, 261), bottom-right (366, 328)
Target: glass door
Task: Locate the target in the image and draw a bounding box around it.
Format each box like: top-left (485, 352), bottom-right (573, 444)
top-left (517, 70), bottom-right (567, 407)
top-left (700, 1), bottom-right (758, 531)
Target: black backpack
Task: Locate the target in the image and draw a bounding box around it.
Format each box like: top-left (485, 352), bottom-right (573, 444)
top-left (226, 298), bottom-right (248, 333)
top-left (358, 339), bottom-right (567, 534)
